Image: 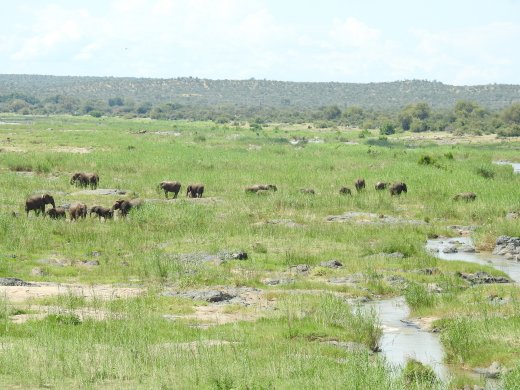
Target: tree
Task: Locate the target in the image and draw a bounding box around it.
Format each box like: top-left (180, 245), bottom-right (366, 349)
top-left (323, 105), bottom-right (341, 120)
top-left (380, 122), bottom-right (395, 135)
top-left (502, 103), bottom-right (520, 124)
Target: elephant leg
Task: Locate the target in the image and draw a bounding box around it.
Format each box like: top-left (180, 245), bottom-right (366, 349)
top-left (165, 191), bottom-right (168, 199)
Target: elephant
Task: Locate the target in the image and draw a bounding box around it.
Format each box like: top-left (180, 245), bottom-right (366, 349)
top-left (69, 203), bottom-right (88, 221)
top-left (389, 182), bottom-right (408, 196)
top-left (300, 188), bottom-right (315, 195)
top-left (89, 205), bottom-right (114, 220)
top-left (339, 187), bottom-right (352, 195)
top-left (453, 192), bottom-right (477, 201)
top-left (25, 194), bottom-right (55, 216)
top-left (158, 181), bottom-right (182, 199)
top-left (70, 172), bottom-right (99, 189)
top-left (245, 184), bottom-right (277, 193)
top-left (354, 178), bottom-right (366, 191)
top-left (375, 182), bottom-right (388, 191)
top-left (46, 207), bottom-right (66, 219)
top-left (112, 198), bottom-right (142, 217)
top-left (187, 184), bottom-right (205, 198)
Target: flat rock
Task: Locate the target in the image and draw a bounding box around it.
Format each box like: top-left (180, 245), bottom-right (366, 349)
top-left (0, 277), bottom-right (32, 287)
top-left (320, 260), bottom-right (343, 268)
top-left (326, 211), bottom-right (425, 225)
top-left (72, 189), bottom-right (128, 196)
top-left (291, 264), bottom-right (311, 273)
top-left (456, 271), bottom-right (510, 285)
top-left (263, 278), bottom-right (295, 286)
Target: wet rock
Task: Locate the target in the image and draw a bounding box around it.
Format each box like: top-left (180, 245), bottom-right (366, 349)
top-left (320, 260), bottom-right (343, 268)
top-left (442, 246), bottom-right (458, 254)
top-left (473, 361), bottom-right (504, 379)
top-left (493, 236), bottom-right (520, 260)
top-left (456, 271), bottom-right (510, 285)
top-left (459, 244), bottom-right (477, 253)
top-left (0, 277), bottom-right (32, 287)
top-left (263, 278), bottom-right (295, 286)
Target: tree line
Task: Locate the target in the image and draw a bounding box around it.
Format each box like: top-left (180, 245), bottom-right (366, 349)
top-left (1, 92), bottom-right (519, 136)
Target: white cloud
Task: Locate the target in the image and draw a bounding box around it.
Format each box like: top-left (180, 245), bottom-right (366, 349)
top-left (329, 17), bottom-right (381, 48)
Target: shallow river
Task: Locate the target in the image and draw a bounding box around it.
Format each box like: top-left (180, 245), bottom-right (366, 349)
top-left (365, 237), bottom-right (520, 384)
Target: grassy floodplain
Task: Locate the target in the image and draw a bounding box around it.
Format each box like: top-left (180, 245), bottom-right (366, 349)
top-left (0, 114), bottom-right (520, 389)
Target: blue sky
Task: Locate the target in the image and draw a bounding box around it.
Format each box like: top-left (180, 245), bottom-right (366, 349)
top-left (1, 0), bottom-right (519, 84)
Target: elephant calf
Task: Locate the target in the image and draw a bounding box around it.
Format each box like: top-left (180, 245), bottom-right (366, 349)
top-left (354, 178), bottom-right (366, 191)
top-left (375, 182), bottom-right (388, 191)
top-left (112, 198), bottom-right (142, 217)
top-left (89, 205), bottom-right (114, 220)
top-left (25, 194), bottom-right (55, 216)
top-left (389, 182), bottom-right (408, 196)
top-left (69, 203), bottom-right (88, 221)
top-left (187, 184), bottom-right (204, 198)
top-left (453, 192), bottom-right (477, 201)
top-left (46, 207), bottom-right (66, 219)
top-left (339, 187), bottom-right (352, 195)
top-left (159, 181), bottom-right (182, 199)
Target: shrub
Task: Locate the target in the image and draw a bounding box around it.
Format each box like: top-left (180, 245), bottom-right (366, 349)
top-left (476, 166), bottom-right (495, 179)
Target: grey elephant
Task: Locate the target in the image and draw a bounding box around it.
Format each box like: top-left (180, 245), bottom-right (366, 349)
top-left (112, 198), bottom-right (143, 217)
top-left (69, 203), bottom-right (88, 221)
top-left (89, 205), bottom-right (114, 220)
top-left (389, 182), bottom-right (408, 196)
top-left (25, 194), bottom-right (55, 216)
top-left (70, 172), bottom-right (99, 189)
top-left (187, 184), bottom-right (204, 198)
top-left (245, 184), bottom-right (277, 193)
top-left (46, 207), bottom-right (66, 219)
top-left (354, 178), bottom-right (366, 191)
top-left (158, 181), bottom-right (182, 198)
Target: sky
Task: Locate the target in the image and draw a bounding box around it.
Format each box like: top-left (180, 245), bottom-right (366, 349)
top-left (0, 0), bottom-right (519, 85)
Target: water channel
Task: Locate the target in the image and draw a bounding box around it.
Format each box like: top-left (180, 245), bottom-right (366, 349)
top-left (366, 236), bottom-right (519, 385)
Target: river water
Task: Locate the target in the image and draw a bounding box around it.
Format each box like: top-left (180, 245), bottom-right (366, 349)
top-left (365, 236), bottom-right (520, 384)
top-left (493, 160), bottom-right (520, 174)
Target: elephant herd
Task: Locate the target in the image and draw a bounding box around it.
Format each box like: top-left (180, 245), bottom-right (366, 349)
top-left (23, 173), bottom-right (206, 220)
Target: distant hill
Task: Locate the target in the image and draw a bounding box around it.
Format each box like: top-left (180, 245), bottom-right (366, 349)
top-left (1, 74), bottom-right (519, 110)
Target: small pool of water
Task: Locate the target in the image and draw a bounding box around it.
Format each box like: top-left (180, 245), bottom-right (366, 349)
top-left (426, 237), bottom-right (520, 283)
top-left (362, 297), bottom-right (448, 379)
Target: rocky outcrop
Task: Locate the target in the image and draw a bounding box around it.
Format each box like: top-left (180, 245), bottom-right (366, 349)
top-left (456, 271), bottom-right (510, 285)
top-left (493, 236), bottom-right (520, 261)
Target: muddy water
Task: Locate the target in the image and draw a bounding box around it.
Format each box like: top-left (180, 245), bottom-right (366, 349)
top-left (493, 160), bottom-right (520, 174)
top-left (363, 297), bottom-right (449, 379)
top-left (427, 237), bottom-right (520, 283)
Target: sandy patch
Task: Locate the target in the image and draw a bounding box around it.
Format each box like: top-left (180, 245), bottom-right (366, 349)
top-left (9, 305), bottom-right (120, 324)
top-left (0, 146), bottom-right (26, 153)
top-left (0, 282), bottom-right (143, 304)
top-left (51, 146), bottom-right (93, 154)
